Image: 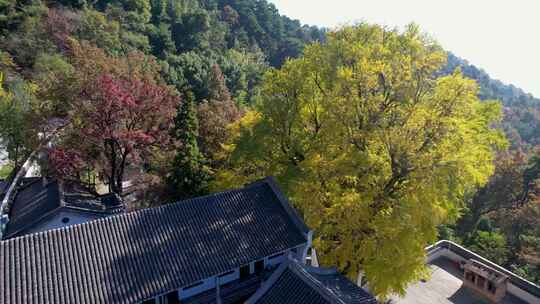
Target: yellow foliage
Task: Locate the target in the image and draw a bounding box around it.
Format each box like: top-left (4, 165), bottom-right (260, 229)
top-left (213, 23), bottom-right (505, 298)
top-left (0, 73), bottom-right (5, 98)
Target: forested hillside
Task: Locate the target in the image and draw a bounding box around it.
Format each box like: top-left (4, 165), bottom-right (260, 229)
top-left (0, 0), bottom-right (323, 198)
top-left (439, 53), bottom-right (540, 284)
top-left (1, 0), bottom-right (324, 102)
top-left (0, 0), bottom-right (538, 297)
top-left (444, 53), bottom-right (540, 151)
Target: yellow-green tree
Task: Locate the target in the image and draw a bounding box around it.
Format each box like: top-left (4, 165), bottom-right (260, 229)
top-left (213, 24), bottom-right (505, 297)
top-left (0, 72), bottom-right (41, 171)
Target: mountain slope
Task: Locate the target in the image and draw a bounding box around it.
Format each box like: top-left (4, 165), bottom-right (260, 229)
top-left (443, 53), bottom-right (540, 150)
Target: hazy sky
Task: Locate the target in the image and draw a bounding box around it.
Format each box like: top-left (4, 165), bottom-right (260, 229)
top-left (268, 0), bottom-right (540, 97)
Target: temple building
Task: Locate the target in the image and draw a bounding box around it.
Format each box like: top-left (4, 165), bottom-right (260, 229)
top-left (0, 177), bottom-right (376, 304)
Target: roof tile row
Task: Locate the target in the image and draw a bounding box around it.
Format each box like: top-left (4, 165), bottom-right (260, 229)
top-left (1, 177), bottom-right (309, 304)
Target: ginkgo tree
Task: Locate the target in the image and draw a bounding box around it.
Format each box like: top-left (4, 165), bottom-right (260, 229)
top-left (213, 24), bottom-right (506, 297)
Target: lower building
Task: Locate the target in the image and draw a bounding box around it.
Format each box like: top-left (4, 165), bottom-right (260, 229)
top-left (0, 177), bottom-right (124, 239)
top-left (0, 177), bottom-right (375, 304)
top-left (390, 240), bottom-right (540, 304)
top-left (246, 256), bottom-right (377, 304)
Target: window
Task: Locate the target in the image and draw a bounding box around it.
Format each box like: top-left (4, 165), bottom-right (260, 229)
top-left (240, 264), bottom-right (250, 279)
top-left (183, 281), bottom-right (203, 291)
top-left (61, 217), bottom-right (70, 224)
top-left (254, 260), bottom-right (264, 274)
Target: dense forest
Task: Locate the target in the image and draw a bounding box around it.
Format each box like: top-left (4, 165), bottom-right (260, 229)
top-left (0, 0), bottom-right (324, 196)
top-left (440, 53), bottom-right (540, 283)
top-left (0, 0), bottom-right (538, 298)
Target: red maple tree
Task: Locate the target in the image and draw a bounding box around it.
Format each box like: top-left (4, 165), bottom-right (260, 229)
top-left (51, 74), bottom-right (180, 195)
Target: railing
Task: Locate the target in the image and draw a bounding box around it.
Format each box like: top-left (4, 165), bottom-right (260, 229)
top-left (427, 240), bottom-right (540, 298)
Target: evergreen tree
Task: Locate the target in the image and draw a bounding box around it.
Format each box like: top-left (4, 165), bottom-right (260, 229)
top-left (168, 90), bottom-right (210, 200)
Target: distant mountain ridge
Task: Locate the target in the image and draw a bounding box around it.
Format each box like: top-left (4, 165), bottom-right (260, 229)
top-left (443, 53), bottom-right (540, 151)
top-left (445, 53), bottom-right (540, 106)
top-left (1, 0), bottom-right (537, 150)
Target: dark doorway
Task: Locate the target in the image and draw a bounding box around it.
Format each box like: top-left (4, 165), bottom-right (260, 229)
top-left (254, 260), bottom-right (264, 274)
top-left (166, 291), bottom-right (180, 304)
top-left (240, 264), bottom-right (250, 279)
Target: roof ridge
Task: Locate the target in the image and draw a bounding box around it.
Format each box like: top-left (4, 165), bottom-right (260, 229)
top-left (246, 256), bottom-right (348, 304)
top-left (0, 177), bottom-right (297, 244)
top-left (2, 181), bottom-right (253, 243)
top-left (300, 264), bottom-right (338, 276)
top-left (244, 258), bottom-right (293, 304)
top-left (262, 177), bottom-right (311, 235)
top-left (289, 259), bottom-right (347, 304)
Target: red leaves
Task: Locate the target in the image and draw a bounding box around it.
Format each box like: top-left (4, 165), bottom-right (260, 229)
top-left (80, 73), bottom-right (179, 152)
top-left (49, 148), bottom-right (86, 177)
top-left (52, 72), bottom-right (180, 192)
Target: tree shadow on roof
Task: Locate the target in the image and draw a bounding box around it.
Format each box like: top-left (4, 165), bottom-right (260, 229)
top-left (99, 183), bottom-right (307, 303)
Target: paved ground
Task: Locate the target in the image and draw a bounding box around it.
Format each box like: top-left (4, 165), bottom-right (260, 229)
top-left (390, 258), bottom-right (527, 304)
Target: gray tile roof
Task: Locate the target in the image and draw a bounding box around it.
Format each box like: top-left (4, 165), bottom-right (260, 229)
top-left (246, 257), bottom-right (377, 304)
top-left (0, 177), bottom-right (310, 304)
top-left (3, 179), bottom-right (124, 239)
top-left (4, 178), bottom-right (61, 238)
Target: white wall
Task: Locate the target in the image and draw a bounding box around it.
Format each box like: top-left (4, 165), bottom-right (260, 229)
top-left (178, 267), bottom-right (243, 299)
top-left (141, 244), bottom-right (312, 304)
top-left (179, 277), bottom-right (216, 299)
top-left (0, 148), bottom-right (7, 167)
top-left (426, 247), bottom-right (465, 264)
top-left (218, 269), bottom-right (240, 284)
top-left (177, 247), bottom-right (304, 300)
top-left (266, 252), bottom-right (286, 267)
top-left (507, 282), bottom-right (539, 304)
